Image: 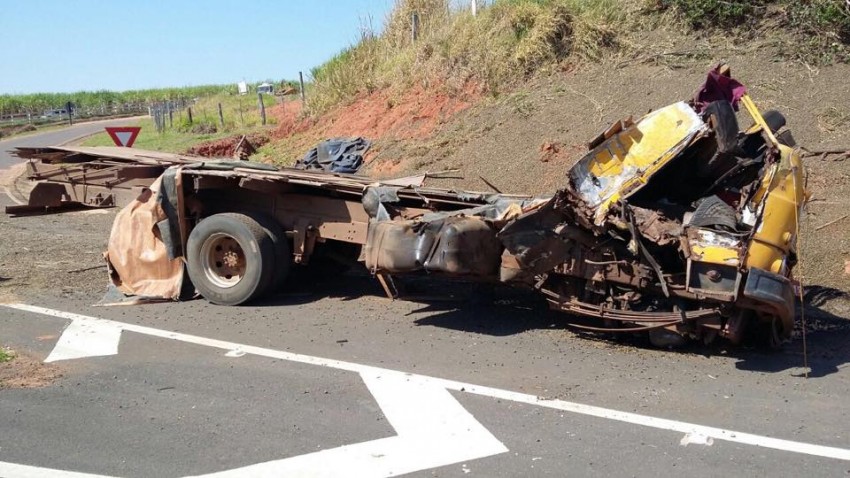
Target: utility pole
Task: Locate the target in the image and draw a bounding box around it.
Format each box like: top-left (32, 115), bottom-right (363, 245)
top-left (257, 93), bottom-right (266, 126)
top-left (411, 12), bottom-right (419, 41)
top-left (299, 71), bottom-right (306, 106)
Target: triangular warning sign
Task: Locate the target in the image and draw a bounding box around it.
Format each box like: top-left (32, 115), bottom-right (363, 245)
top-left (104, 126), bottom-right (141, 147)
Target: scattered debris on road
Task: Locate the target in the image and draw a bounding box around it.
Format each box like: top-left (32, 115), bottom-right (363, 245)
top-left (0, 348), bottom-right (62, 389)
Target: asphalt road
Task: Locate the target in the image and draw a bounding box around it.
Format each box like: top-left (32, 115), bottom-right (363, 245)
top-left (1, 127), bottom-right (850, 477)
top-left (0, 117), bottom-right (141, 168)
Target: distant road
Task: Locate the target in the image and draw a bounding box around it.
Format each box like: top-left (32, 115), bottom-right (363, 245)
top-left (0, 116), bottom-right (142, 169)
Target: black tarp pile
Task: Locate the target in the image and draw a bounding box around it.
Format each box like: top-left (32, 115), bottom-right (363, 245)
top-left (295, 137), bottom-right (371, 174)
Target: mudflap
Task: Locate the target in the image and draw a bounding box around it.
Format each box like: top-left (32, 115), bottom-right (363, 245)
top-left (741, 267), bottom-right (795, 338)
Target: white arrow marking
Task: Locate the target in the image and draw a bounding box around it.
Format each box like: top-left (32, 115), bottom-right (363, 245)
top-left (194, 371), bottom-right (507, 477)
top-left (5, 302), bottom-right (850, 469)
top-left (45, 316), bottom-right (122, 363)
top-left (0, 462), bottom-right (113, 478)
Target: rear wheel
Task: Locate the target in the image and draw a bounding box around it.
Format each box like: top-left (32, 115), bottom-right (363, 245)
top-left (752, 314), bottom-right (785, 351)
top-left (249, 213), bottom-right (291, 292)
top-left (187, 212), bottom-right (275, 305)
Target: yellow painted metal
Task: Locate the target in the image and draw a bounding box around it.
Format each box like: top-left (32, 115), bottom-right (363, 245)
top-left (740, 95), bottom-right (780, 147)
top-left (740, 94), bottom-right (806, 275)
top-left (574, 102), bottom-right (706, 225)
top-left (743, 144), bottom-right (805, 274)
top-left (688, 228), bottom-right (742, 266)
top-left (691, 244), bottom-right (740, 266)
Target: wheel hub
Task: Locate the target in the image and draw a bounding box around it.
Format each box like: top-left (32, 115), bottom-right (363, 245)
top-left (200, 233), bottom-right (246, 288)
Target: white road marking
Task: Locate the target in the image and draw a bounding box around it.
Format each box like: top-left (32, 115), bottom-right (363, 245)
top-left (194, 372), bottom-right (507, 477)
top-left (5, 303), bottom-right (850, 465)
top-left (44, 317), bottom-right (122, 363)
top-left (0, 462), bottom-right (113, 478)
top-left (2, 186), bottom-right (26, 205)
top-left (4, 304), bottom-right (507, 478)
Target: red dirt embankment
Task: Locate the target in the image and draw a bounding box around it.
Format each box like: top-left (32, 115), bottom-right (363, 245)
top-left (265, 83), bottom-right (481, 164)
top-left (186, 132), bottom-right (270, 158)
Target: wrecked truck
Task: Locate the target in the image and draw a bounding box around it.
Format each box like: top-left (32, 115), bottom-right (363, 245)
top-left (7, 65), bottom-right (806, 348)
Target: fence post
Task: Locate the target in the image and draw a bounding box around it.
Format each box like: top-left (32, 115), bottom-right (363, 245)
top-left (168, 102), bottom-right (173, 128)
top-left (187, 107), bottom-right (193, 125)
top-left (218, 103), bottom-right (225, 128)
top-left (411, 12), bottom-right (419, 41)
top-left (299, 71), bottom-right (306, 106)
top-left (257, 93), bottom-right (266, 126)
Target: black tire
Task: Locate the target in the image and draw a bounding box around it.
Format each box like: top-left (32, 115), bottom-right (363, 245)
top-left (689, 196), bottom-right (738, 231)
top-left (749, 315), bottom-right (785, 352)
top-left (700, 100), bottom-right (741, 181)
top-left (187, 212), bottom-right (275, 305)
top-left (762, 110), bottom-right (786, 133)
top-left (705, 100), bottom-right (740, 154)
top-left (248, 212), bottom-right (291, 291)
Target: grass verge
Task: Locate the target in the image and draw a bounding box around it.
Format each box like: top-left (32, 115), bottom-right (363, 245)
top-left (81, 94), bottom-right (279, 153)
top-left (82, 118), bottom-right (230, 152)
top-left (308, 0), bottom-right (632, 114)
top-left (305, 0), bottom-right (850, 116)
top-left (658, 0), bottom-right (850, 63)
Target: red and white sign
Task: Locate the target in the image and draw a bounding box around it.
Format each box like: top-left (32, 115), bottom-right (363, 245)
top-left (104, 126), bottom-right (141, 147)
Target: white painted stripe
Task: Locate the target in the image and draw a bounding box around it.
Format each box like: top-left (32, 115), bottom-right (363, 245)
top-left (6, 303), bottom-right (850, 462)
top-left (0, 462), bottom-right (113, 478)
top-left (44, 317), bottom-right (122, 363)
top-left (193, 372), bottom-right (507, 477)
top-left (3, 186), bottom-right (26, 205)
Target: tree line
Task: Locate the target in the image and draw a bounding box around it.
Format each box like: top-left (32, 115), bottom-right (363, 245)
top-left (0, 81), bottom-right (296, 118)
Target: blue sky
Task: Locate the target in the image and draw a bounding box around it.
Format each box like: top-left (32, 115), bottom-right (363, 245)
top-left (0, 0), bottom-right (395, 94)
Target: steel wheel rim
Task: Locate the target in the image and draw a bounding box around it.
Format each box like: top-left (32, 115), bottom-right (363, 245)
top-left (200, 233), bottom-right (246, 288)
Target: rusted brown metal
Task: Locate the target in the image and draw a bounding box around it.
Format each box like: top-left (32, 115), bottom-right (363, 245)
top-left (7, 66), bottom-right (807, 349)
top-left (6, 146), bottom-right (200, 216)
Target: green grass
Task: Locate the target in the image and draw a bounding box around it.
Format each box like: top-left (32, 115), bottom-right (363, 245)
top-left (81, 118), bottom-right (231, 152)
top-left (306, 0), bottom-right (632, 114)
top-left (658, 0), bottom-right (850, 62)
top-left (0, 82), bottom-right (289, 125)
top-left (0, 347), bottom-right (13, 363)
top-left (81, 93), bottom-right (279, 153)
top-left (186, 93), bottom-right (278, 131)
top-left (304, 0), bottom-right (850, 116)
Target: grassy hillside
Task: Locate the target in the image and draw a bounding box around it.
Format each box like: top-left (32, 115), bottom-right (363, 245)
top-left (305, 0), bottom-right (849, 115)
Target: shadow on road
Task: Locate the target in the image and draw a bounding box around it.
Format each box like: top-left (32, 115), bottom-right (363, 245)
top-left (731, 286), bottom-right (850, 378)
top-left (256, 269), bottom-right (850, 377)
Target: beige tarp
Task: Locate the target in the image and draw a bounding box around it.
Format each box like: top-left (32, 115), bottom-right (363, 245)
top-left (105, 176), bottom-right (184, 300)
